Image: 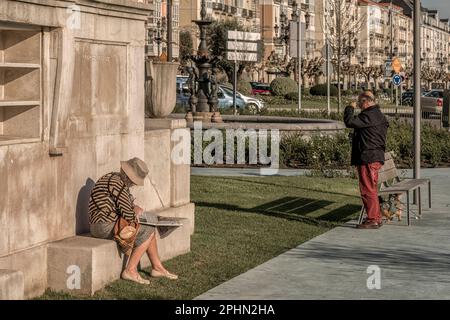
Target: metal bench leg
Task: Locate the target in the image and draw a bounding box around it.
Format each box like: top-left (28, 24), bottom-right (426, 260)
top-left (428, 180), bottom-right (432, 209)
top-left (418, 187), bottom-right (422, 218)
top-left (407, 191), bottom-right (410, 226)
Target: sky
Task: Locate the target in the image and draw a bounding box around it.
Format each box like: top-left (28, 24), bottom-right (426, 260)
top-left (421, 0), bottom-right (450, 19)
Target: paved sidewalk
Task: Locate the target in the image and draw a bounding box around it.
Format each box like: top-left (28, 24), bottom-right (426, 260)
top-left (196, 169), bottom-right (450, 299)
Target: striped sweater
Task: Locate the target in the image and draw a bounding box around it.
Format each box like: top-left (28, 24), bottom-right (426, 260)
top-left (89, 172), bottom-right (136, 224)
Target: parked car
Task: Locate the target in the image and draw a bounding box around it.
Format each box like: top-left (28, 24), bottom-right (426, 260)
top-left (401, 90), bottom-right (414, 106)
top-left (401, 88), bottom-right (430, 106)
top-left (250, 82), bottom-right (271, 95)
top-left (176, 86), bottom-right (247, 111)
top-left (421, 89), bottom-right (444, 114)
top-left (220, 85), bottom-right (265, 113)
top-left (176, 75), bottom-right (189, 94)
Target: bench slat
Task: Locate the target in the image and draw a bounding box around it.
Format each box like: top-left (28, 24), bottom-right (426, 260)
top-left (379, 179), bottom-right (430, 194)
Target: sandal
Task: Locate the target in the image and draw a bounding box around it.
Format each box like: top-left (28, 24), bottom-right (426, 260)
top-left (151, 269), bottom-right (178, 280)
top-left (121, 270), bottom-right (150, 285)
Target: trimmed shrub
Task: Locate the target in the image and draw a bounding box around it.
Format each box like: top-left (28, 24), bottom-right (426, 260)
top-left (280, 132), bottom-right (352, 171)
top-left (309, 84), bottom-right (338, 96)
top-left (270, 77), bottom-right (298, 96)
top-left (342, 89), bottom-right (353, 96)
top-left (285, 92), bottom-right (298, 101)
top-left (237, 80), bottom-right (253, 95)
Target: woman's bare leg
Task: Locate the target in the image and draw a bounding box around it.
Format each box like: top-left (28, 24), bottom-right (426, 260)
top-left (125, 236), bottom-right (151, 277)
top-left (146, 233), bottom-right (168, 272)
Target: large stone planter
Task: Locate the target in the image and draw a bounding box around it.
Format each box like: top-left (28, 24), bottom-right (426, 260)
top-left (145, 61), bottom-right (179, 118)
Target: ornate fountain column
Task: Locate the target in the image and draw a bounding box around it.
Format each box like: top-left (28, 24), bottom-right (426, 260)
top-left (186, 0), bottom-right (222, 123)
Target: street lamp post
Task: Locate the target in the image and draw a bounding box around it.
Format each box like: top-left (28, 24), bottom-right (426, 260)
top-left (273, 1), bottom-right (310, 113)
top-left (153, 19), bottom-right (164, 59)
top-left (413, 0), bottom-right (421, 203)
top-left (167, 0), bottom-right (173, 61)
top-left (293, 2), bottom-right (302, 113)
top-left (293, 2), bottom-right (310, 113)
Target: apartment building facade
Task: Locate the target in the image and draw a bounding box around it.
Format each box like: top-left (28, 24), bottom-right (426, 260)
top-left (179, 0), bottom-right (259, 50)
top-left (379, 0), bottom-right (450, 73)
top-left (144, 0), bottom-right (181, 59)
top-left (421, 9), bottom-right (450, 73)
top-left (358, 0), bottom-right (413, 70)
top-left (260, 0), bottom-right (316, 60)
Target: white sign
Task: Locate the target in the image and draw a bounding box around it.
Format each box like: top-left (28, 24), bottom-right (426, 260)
top-left (289, 21), bottom-right (306, 58)
top-left (227, 31), bottom-right (261, 41)
top-left (227, 51), bottom-right (258, 62)
top-left (227, 41), bottom-right (258, 52)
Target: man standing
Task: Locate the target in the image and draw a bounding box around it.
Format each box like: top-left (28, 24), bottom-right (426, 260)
top-left (344, 91), bottom-right (389, 229)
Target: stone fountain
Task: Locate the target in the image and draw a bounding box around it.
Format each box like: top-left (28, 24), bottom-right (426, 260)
top-left (185, 0), bottom-right (222, 123)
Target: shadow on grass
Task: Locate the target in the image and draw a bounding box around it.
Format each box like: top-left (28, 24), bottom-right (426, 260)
top-left (196, 196), bottom-right (361, 227)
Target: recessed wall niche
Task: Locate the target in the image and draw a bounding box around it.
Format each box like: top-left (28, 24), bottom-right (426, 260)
top-left (0, 26), bottom-right (41, 144)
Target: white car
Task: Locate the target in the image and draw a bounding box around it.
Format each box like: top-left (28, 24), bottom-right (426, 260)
top-left (220, 85), bottom-right (265, 113)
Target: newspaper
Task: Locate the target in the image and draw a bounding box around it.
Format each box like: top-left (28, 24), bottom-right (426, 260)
top-left (138, 212), bottom-right (183, 239)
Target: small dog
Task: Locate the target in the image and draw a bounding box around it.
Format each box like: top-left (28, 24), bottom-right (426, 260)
top-left (380, 194), bottom-right (403, 222)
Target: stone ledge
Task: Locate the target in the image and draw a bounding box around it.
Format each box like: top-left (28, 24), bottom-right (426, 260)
top-left (47, 214), bottom-right (192, 295)
top-left (0, 269), bottom-right (24, 300)
top-left (145, 118), bottom-right (187, 130)
top-left (47, 236), bottom-right (123, 296)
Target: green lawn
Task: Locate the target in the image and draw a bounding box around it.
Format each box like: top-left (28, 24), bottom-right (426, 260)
top-left (38, 175), bottom-right (361, 300)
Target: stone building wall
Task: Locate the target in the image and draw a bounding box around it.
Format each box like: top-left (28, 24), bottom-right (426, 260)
top-left (0, 0), bottom-right (177, 298)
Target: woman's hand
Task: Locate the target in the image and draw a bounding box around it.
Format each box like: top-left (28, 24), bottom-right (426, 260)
top-left (134, 205), bottom-right (144, 217)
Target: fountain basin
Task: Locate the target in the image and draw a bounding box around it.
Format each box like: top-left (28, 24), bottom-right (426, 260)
top-left (168, 114), bottom-right (346, 136)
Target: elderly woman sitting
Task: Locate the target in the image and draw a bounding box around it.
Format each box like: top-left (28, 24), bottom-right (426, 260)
top-left (89, 157), bottom-right (177, 284)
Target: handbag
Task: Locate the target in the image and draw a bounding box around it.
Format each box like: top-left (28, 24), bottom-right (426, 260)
top-left (107, 173), bottom-right (140, 255)
top-left (114, 216), bottom-right (140, 256)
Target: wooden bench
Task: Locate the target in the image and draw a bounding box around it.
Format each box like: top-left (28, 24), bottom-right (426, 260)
top-left (358, 152), bottom-right (432, 226)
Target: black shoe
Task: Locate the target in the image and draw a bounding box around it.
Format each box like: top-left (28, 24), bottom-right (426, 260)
top-left (356, 220), bottom-right (380, 229)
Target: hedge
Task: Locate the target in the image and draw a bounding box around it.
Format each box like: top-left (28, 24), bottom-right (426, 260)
top-left (309, 84), bottom-right (338, 97)
top-left (270, 77), bottom-right (298, 96)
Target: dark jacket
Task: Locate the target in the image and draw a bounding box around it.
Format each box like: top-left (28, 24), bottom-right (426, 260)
top-left (344, 105), bottom-right (389, 166)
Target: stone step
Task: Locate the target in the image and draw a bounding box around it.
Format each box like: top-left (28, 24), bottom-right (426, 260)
top-left (47, 218), bottom-right (190, 295)
top-left (0, 269), bottom-right (24, 300)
